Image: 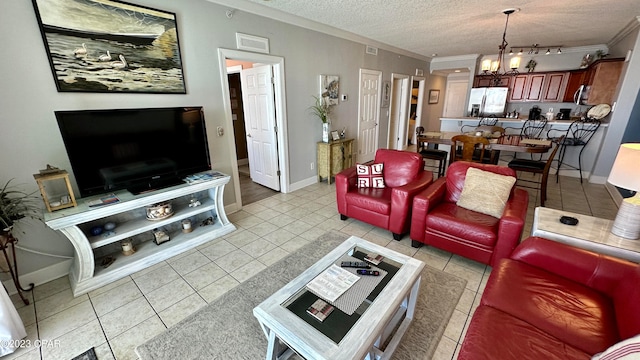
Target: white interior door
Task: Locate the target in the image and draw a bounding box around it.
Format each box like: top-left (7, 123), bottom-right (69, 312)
top-left (358, 69), bottom-right (382, 163)
top-left (388, 74), bottom-right (410, 150)
top-left (443, 80), bottom-right (469, 118)
top-left (240, 65), bottom-right (280, 191)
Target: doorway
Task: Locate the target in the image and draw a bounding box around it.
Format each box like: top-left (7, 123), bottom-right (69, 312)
top-left (226, 68), bottom-right (278, 205)
top-left (388, 73), bottom-right (411, 150)
top-left (443, 79), bottom-right (469, 118)
top-left (408, 77), bottom-right (425, 145)
top-left (219, 49), bottom-right (289, 209)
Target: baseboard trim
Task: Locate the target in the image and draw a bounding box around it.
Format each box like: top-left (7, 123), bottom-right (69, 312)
top-left (289, 176), bottom-right (319, 192)
top-left (3, 259), bottom-right (72, 296)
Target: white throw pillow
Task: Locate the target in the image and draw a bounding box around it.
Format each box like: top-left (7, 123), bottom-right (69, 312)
top-left (591, 334), bottom-right (640, 360)
top-left (456, 167), bottom-right (516, 218)
top-left (356, 163), bottom-right (385, 188)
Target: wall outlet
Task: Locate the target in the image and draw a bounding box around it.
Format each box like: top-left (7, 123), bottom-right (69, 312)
top-left (310, 162), bottom-right (314, 170)
top-left (216, 126), bottom-right (224, 136)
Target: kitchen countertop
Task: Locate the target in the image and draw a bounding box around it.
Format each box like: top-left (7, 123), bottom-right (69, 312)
top-left (439, 117), bottom-right (609, 127)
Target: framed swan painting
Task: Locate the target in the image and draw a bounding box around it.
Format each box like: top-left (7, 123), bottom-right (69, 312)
top-left (32, 0), bottom-right (187, 93)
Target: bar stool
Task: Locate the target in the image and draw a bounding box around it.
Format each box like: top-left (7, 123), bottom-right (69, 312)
top-left (547, 119), bottom-right (600, 183)
top-left (416, 126), bottom-right (448, 177)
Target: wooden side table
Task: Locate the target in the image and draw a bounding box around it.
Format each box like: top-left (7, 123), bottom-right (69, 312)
top-left (317, 139), bottom-right (354, 184)
top-left (531, 207), bottom-right (640, 263)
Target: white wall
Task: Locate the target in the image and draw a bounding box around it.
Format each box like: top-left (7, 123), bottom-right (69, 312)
top-left (591, 24), bottom-right (640, 182)
top-left (0, 0), bottom-right (431, 283)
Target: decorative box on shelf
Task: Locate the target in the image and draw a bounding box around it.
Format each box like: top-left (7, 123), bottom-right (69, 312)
top-left (33, 165), bottom-right (77, 212)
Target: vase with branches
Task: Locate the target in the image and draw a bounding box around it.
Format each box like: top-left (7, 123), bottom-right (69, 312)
top-left (309, 95), bottom-right (335, 142)
top-left (309, 95), bottom-right (333, 124)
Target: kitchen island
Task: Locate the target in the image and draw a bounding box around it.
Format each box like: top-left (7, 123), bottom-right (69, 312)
top-left (439, 117), bottom-right (608, 181)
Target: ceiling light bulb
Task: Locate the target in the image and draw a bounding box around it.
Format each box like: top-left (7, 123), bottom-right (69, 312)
top-left (545, 49), bottom-right (551, 55)
top-left (518, 49), bottom-right (523, 55)
top-left (557, 48), bottom-right (562, 54)
top-left (509, 48), bottom-right (514, 55)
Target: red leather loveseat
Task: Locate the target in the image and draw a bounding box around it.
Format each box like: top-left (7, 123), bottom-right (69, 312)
top-left (409, 161), bottom-right (528, 267)
top-left (459, 236), bottom-right (640, 359)
top-left (335, 149), bottom-right (432, 240)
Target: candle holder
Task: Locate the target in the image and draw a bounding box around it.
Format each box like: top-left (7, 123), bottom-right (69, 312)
top-left (121, 239), bottom-right (135, 256)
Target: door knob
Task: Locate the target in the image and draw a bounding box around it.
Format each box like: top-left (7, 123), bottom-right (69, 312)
top-left (247, 134), bottom-right (252, 137)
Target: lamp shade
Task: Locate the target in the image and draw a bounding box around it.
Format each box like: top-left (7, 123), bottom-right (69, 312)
top-left (481, 59), bottom-right (492, 71)
top-left (509, 57), bottom-right (521, 70)
top-left (608, 143), bottom-right (640, 192)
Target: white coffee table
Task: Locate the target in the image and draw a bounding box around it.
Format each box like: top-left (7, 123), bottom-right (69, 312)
top-left (531, 207), bottom-right (640, 263)
top-left (252, 236), bottom-right (425, 360)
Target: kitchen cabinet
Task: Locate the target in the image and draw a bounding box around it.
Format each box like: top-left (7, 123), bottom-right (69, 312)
top-left (562, 70), bottom-right (588, 102)
top-left (508, 72), bottom-right (567, 103)
top-left (509, 73), bottom-right (546, 102)
top-left (584, 59), bottom-right (624, 105)
top-left (541, 72), bottom-right (568, 102)
top-left (473, 75), bottom-right (510, 88)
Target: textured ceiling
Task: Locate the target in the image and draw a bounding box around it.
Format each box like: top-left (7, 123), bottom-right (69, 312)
top-left (241, 0), bottom-right (639, 58)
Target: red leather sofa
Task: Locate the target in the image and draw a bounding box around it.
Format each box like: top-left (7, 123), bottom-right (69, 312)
top-left (409, 161), bottom-right (528, 267)
top-left (459, 236), bottom-right (640, 359)
top-left (335, 149), bottom-right (432, 240)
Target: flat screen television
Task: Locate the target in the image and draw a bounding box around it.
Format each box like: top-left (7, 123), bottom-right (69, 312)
top-left (56, 107), bottom-right (211, 198)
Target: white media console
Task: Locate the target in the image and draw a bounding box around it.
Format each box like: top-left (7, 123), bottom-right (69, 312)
top-left (44, 173), bottom-right (236, 296)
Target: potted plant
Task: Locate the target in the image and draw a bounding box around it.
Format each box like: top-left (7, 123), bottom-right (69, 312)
top-left (309, 96), bottom-right (333, 142)
top-left (0, 179), bottom-right (40, 232)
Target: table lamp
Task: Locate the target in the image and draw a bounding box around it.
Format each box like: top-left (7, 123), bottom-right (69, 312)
top-left (607, 143), bottom-right (640, 240)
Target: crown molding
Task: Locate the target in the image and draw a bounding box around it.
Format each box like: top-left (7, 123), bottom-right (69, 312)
top-left (206, 0), bottom-right (431, 61)
top-left (609, 16), bottom-right (640, 48)
top-left (430, 54), bottom-right (481, 63)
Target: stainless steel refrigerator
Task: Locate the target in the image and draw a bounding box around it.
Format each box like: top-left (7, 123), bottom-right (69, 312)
top-left (467, 87), bottom-right (509, 117)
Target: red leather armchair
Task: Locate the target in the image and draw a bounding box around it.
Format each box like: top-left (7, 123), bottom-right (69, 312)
top-left (336, 149), bottom-right (432, 240)
top-left (409, 161), bottom-right (528, 267)
top-left (459, 237), bottom-right (640, 359)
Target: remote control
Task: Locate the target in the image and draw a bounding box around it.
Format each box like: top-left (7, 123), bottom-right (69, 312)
top-left (340, 261), bottom-right (371, 269)
top-left (357, 269), bottom-right (380, 276)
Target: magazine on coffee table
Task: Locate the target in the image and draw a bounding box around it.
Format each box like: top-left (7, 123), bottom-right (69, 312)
top-left (306, 264), bottom-right (359, 302)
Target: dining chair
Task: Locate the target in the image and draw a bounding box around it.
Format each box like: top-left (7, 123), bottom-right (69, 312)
top-left (507, 136), bottom-right (562, 206)
top-left (460, 116), bottom-right (499, 133)
top-left (502, 119), bottom-right (548, 162)
top-left (416, 126), bottom-right (448, 177)
top-left (505, 118), bottom-right (548, 138)
top-left (450, 135), bottom-right (490, 164)
top-left (547, 119), bottom-right (600, 183)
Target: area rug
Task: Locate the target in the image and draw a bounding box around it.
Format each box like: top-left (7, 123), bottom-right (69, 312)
top-left (136, 230), bottom-right (467, 360)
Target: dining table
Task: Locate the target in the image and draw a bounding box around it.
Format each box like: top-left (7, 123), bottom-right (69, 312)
top-left (417, 131), bottom-right (552, 164)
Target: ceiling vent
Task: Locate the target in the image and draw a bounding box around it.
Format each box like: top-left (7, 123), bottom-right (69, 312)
top-left (365, 45), bottom-right (378, 56)
top-left (236, 33), bottom-right (270, 54)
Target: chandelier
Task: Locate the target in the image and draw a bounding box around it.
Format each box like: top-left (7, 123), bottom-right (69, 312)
top-left (481, 9), bottom-right (520, 86)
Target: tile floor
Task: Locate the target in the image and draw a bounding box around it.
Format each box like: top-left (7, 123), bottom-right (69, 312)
top-left (6, 170), bottom-right (619, 360)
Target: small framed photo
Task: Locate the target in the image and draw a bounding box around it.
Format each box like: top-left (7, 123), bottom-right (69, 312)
top-left (330, 130), bottom-right (340, 141)
top-left (429, 90), bottom-right (440, 104)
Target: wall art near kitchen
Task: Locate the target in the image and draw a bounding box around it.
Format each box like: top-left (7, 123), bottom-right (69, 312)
top-left (320, 75), bottom-right (339, 106)
top-left (32, 0), bottom-right (187, 93)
